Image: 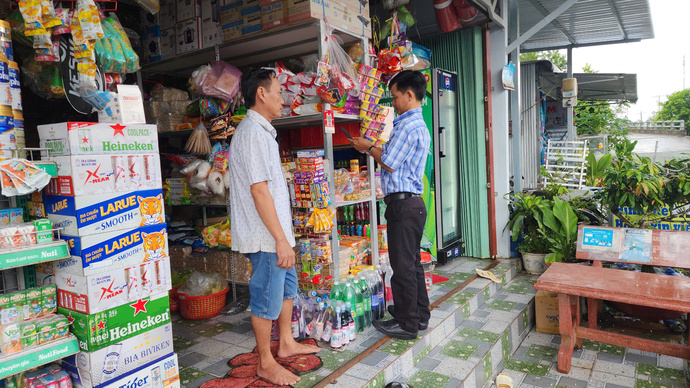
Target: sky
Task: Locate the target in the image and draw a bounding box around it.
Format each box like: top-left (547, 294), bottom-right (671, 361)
top-left (566, 0), bottom-right (689, 122)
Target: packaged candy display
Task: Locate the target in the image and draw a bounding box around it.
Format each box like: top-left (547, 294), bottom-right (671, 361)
top-left (0, 218), bottom-right (53, 249)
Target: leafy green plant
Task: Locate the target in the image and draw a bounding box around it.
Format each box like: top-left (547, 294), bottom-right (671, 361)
top-left (505, 193), bottom-right (550, 241)
top-left (654, 89), bottom-right (690, 133)
top-left (538, 198), bottom-right (578, 264)
top-left (518, 234), bottom-right (550, 254)
top-left (585, 152), bottom-right (613, 187)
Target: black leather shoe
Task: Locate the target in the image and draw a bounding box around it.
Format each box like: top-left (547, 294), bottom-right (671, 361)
top-left (388, 305), bottom-right (429, 331)
top-left (373, 318), bottom-right (399, 328)
top-left (373, 319), bottom-right (418, 340)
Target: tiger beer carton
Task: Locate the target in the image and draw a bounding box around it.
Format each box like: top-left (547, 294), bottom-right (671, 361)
top-left (54, 224), bottom-right (169, 277)
top-left (63, 353), bottom-right (180, 388)
top-left (43, 189), bottom-right (165, 237)
top-left (46, 154), bottom-right (162, 196)
top-left (37, 122), bottom-right (159, 156)
top-left (58, 292), bottom-right (170, 352)
top-left (55, 258), bottom-right (171, 315)
top-left (62, 323), bottom-right (174, 386)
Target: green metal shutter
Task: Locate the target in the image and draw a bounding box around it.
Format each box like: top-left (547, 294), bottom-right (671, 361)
top-left (418, 27), bottom-right (490, 258)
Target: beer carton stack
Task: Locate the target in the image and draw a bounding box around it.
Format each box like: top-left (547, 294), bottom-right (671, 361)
top-left (37, 122), bottom-right (180, 388)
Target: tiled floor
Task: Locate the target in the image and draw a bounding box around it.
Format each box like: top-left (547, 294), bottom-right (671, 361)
top-left (499, 332), bottom-right (688, 388)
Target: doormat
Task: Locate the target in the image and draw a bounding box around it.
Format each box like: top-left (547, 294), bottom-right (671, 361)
top-left (201, 339), bottom-right (323, 388)
top-left (431, 274), bottom-right (449, 284)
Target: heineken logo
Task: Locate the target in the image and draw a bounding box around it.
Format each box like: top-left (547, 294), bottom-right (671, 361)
top-left (101, 141), bottom-right (154, 152)
top-left (111, 124), bottom-right (126, 136)
top-left (109, 311), bottom-right (170, 341)
top-left (130, 299), bottom-right (149, 316)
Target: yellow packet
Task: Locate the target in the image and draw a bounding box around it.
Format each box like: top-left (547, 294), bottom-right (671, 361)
top-left (18, 0), bottom-right (47, 36)
top-left (41, 0), bottom-right (62, 28)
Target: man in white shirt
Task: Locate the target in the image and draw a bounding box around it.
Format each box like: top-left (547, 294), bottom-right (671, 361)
top-left (229, 68), bottom-right (319, 386)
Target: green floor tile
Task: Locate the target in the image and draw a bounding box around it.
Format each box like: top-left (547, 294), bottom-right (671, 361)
top-left (406, 370), bottom-right (451, 388)
top-left (457, 327), bottom-right (500, 343)
top-left (636, 364), bottom-right (685, 382)
top-left (414, 345), bottom-right (432, 364)
top-left (483, 288), bottom-right (491, 302)
top-left (320, 350), bottom-right (357, 370)
top-left (381, 338), bottom-right (418, 355)
top-left (197, 322), bottom-right (235, 337)
top-left (449, 291), bottom-right (475, 305)
top-left (521, 310), bottom-right (530, 332)
top-left (525, 344), bottom-right (558, 361)
top-left (490, 267), bottom-right (507, 275)
top-left (581, 339), bottom-right (626, 356)
top-left (635, 380), bottom-right (676, 388)
top-left (488, 300), bottom-right (517, 312)
top-left (364, 373), bottom-right (385, 388)
top-left (482, 353), bottom-right (492, 383)
top-left (506, 284), bottom-right (532, 295)
top-left (292, 372), bottom-right (324, 388)
top-left (448, 272), bottom-right (473, 281)
top-left (504, 358), bottom-right (550, 377)
top-left (173, 336), bottom-right (197, 352)
top-left (177, 318), bottom-right (210, 328)
top-left (462, 304), bottom-right (470, 320)
top-left (501, 332), bottom-right (511, 360)
top-left (440, 340), bottom-right (478, 360)
top-left (442, 280), bottom-right (463, 289)
top-left (179, 366), bottom-right (208, 386)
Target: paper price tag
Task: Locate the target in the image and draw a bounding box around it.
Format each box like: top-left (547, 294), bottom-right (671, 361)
top-left (324, 110), bottom-right (335, 134)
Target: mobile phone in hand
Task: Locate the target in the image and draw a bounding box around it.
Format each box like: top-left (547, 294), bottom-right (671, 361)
top-left (340, 126), bottom-right (353, 139)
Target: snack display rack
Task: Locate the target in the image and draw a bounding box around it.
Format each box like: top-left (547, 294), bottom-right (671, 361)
top-left (0, 335), bottom-right (79, 380)
top-left (145, 20), bottom-right (379, 298)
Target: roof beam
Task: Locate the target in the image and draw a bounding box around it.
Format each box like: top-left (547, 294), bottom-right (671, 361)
top-left (468, 0), bottom-right (506, 28)
top-left (525, 0), bottom-right (577, 44)
top-left (606, 0), bottom-right (628, 39)
top-left (506, 0), bottom-right (579, 54)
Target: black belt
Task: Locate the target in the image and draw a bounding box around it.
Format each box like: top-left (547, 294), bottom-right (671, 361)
top-left (383, 192), bottom-right (421, 204)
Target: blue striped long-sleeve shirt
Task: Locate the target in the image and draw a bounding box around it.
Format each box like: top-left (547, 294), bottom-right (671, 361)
top-left (380, 108), bottom-right (431, 195)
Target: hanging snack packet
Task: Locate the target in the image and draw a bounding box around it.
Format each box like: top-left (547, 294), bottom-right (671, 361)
top-left (41, 0), bottom-right (62, 28)
top-left (0, 159), bottom-right (52, 193)
top-left (133, 0), bottom-right (160, 15)
top-left (19, 0), bottom-right (47, 36)
top-left (104, 17), bottom-right (140, 73)
top-left (53, 8), bottom-right (72, 34)
top-left (70, 11), bottom-right (93, 59)
top-left (77, 0), bottom-right (104, 40)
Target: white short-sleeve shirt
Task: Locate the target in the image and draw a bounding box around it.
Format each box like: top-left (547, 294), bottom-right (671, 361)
top-left (229, 109), bottom-right (295, 253)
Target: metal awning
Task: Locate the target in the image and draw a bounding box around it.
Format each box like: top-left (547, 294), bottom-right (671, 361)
top-left (517, 0), bottom-right (654, 52)
top-left (536, 65), bottom-right (638, 103)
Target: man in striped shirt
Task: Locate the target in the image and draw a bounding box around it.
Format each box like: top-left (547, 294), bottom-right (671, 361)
top-left (350, 70), bottom-right (431, 339)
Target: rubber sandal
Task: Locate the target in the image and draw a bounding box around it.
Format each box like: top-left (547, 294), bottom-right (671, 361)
top-left (496, 373), bottom-right (514, 388)
top-left (475, 268), bottom-right (502, 283)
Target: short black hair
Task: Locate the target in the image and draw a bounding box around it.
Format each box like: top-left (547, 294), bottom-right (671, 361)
top-left (389, 70), bottom-right (426, 101)
top-left (240, 68), bottom-right (275, 109)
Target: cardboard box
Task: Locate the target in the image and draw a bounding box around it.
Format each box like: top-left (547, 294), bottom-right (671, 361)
top-left (220, 0), bottom-right (244, 23)
top-left (201, 0), bottom-right (223, 47)
top-left (44, 189), bottom-right (166, 237)
top-left (45, 154), bottom-right (162, 197)
top-left (535, 290), bottom-right (559, 335)
top-left (261, 1), bottom-right (288, 30)
top-left (63, 323), bottom-right (173, 386)
top-left (38, 122), bottom-right (159, 156)
top-left (58, 292), bottom-right (170, 352)
top-left (160, 28), bottom-right (177, 60)
top-left (55, 258), bottom-right (172, 315)
top-left (176, 18), bottom-right (202, 54)
top-left (54, 224), bottom-right (170, 277)
top-left (142, 27), bottom-right (162, 63)
top-left (64, 353), bottom-right (180, 388)
top-left (159, 0), bottom-right (177, 29)
top-left (176, 0), bottom-right (201, 21)
top-left (288, 0), bottom-right (371, 38)
top-left (222, 12), bottom-right (262, 41)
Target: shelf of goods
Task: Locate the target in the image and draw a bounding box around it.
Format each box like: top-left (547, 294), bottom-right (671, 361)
top-left (0, 335), bottom-right (80, 380)
top-left (0, 239), bottom-right (69, 271)
top-left (147, 20), bottom-right (379, 287)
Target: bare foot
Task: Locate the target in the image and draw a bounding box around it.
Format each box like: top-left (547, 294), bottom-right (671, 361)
top-left (277, 339), bottom-right (321, 358)
top-left (257, 358), bottom-right (300, 386)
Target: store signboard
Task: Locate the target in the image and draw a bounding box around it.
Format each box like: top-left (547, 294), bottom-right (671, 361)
top-left (614, 205), bottom-right (690, 232)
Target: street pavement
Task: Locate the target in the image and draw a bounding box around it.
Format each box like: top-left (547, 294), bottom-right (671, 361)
top-left (628, 132), bottom-right (690, 162)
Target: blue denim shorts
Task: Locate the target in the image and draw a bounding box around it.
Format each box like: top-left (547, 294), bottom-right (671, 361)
top-left (244, 251), bottom-right (298, 320)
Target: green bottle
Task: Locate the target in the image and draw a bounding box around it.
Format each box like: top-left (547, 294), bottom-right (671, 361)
top-left (343, 282), bottom-right (359, 332)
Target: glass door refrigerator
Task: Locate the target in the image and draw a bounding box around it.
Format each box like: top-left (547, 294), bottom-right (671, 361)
top-left (380, 68), bottom-right (465, 265)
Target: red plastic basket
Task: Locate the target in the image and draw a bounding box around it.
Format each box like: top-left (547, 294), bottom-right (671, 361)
top-left (169, 286), bottom-right (181, 313)
top-left (178, 287), bottom-right (229, 320)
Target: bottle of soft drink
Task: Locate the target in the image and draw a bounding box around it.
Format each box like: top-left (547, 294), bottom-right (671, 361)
top-left (383, 263), bottom-right (394, 309)
top-left (364, 270), bottom-right (379, 320)
top-left (291, 299), bottom-right (300, 339)
top-left (352, 279), bottom-right (365, 331)
top-left (331, 280), bottom-right (343, 302)
top-left (321, 302), bottom-right (334, 343)
top-left (330, 306), bottom-right (342, 349)
top-left (357, 276), bottom-right (372, 327)
top-left (345, 301), bottom-right (356, 342)
top-left (337, 302), bottom-right (350, 346)
top-left (343, 282), bottom-right (359, 331)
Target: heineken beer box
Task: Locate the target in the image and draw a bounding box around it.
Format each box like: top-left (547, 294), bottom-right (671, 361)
top-left (59, 292), bottom-right (170, 352)
top-left (56, 258), bottom-right (171, 315)
top-left (63, 323), bottom-right (173, 386)
top-left (46, 154), bottom-right (162, 196)
top-left (63, 353), bottom-right (179, 388)
top-left (55, 224), bottom-right (169, 277)
top-left (44, 189), bottom-right (165, 237)
top-left (38, 122), bottom-right (159, 156)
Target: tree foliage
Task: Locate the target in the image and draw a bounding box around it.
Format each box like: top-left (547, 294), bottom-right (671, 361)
top-left (520, 50), bottom-right (567, 70)
top-left (654, 89), bottom-right (690, 130)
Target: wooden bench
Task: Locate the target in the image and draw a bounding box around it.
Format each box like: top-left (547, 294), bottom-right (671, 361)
top-left (534, 225), bottom-right (690, 373)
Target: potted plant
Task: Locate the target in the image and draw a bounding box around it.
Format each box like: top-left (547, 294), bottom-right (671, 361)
top-left (537, 198), bottom-right (579, 265)
top-left (518, 234), bottom-right (550, 274)
top-left (505, 193), bottom-right (552, 273)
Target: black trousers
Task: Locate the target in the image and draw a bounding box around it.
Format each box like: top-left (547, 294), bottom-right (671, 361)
top-left (385, 196), bottom-right (430, 333)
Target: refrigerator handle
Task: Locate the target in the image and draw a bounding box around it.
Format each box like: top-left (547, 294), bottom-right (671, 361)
top-left (439, 126), bottom-right (446, 157)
